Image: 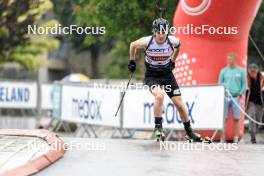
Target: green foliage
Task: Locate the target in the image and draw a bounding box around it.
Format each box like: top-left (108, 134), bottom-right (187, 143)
top-left (0, 0), bottom-right (58, 72)
top-left (74, 0), bottom-right (178, 44)
top-left (251, 1), bottom-right (264, 44)
top-left (100, 41), bottom-right (130, 78)
top-left (52, 0), bottom-right (99, 50)
top-left (52, 0), bottom-right (264, 77)
top-left (52, 0), bottom-right (106, 78)
top-left (10, 38), bottom-right (59, 71)
top-left (249, 1), bottom-right (264, 70)
top-left (72, 0), bottom-right (178, 78)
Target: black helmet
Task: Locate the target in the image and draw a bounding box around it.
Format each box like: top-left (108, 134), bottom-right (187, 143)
top-left (152, 18), bottom-right (170, 33)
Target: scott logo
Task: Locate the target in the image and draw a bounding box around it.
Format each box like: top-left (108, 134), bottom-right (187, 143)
top-left (181, 0), bottom-right (211, 16)
top-left (147, 48), bottom-right (169, 53)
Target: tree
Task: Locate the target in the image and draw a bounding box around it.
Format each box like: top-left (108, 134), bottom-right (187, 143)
top-left (52, 0), bottom-right (108, 78)
top-left (52, 0), bottom-right (264, 79)
top-left (249, 1), bottom-right (264, 69)
top-left (0, 0), bottom-right (59, 72)
top-left (73, 0), bottom-right (179, 79)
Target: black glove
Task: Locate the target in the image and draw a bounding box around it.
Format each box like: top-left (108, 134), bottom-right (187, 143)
top-left (128, 60), bottom-right (136, 72)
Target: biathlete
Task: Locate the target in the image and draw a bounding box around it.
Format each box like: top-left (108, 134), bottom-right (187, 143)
top-left (128, 18), bottom-right (209, 142)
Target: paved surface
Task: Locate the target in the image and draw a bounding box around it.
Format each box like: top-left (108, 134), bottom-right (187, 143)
top-left (0, 135), bottom-right (49, 172)
top-left (37, 138), bottom-right (264, 176)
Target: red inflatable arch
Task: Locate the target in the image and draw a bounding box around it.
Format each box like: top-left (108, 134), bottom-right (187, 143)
top-left (173, 0), bottom-right (262, 140)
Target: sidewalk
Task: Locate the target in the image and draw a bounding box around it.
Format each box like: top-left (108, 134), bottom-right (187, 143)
top-left (0, 129), bottom-right (66, 176)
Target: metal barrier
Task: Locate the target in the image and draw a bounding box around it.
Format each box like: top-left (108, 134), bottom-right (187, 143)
top-left (0, 80), bottom-right (39, 129)
top-left (0, 80), bottom-right (226, 141)
top-left (50, 81), bottom-right (225, 141)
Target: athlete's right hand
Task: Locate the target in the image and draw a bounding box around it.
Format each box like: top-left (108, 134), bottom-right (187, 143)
top-left (128, 60), bottom-right (136, 72)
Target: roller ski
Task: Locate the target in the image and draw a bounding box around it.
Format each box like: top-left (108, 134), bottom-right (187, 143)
top-left (184, 123), bottom-right (212, 143)
top-left (185, 130), bottom-right (212, 143)
top-left (154, 127), bottom-right (165, 142)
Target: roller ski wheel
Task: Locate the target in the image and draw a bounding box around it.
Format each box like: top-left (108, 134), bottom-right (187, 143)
top-left (154, 128), bottom-right (165, 142)
top-left (185, 133), bottom-right (212, 143)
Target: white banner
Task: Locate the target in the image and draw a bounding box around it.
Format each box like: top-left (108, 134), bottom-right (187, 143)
top-left (0, 82), bottom-right (37, 108)
top-left (60, 85), bottom-right (120, 127)
top-left (123, 85), bottom-right (225, 130)
top-left (41, 84), bottom-right (53, 109)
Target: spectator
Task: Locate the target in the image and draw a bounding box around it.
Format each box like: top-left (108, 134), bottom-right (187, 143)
top-left (246, 63), bottom-right (264, 144)
top-left (219, 52), bottom-right (247, 143)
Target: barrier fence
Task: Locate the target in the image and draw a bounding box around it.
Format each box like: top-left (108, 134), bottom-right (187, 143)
top-left (0, 80), bottom-right (226, 141)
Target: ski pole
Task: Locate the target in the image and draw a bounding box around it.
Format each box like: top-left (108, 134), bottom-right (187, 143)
top-left (114, 72), bottom-right (134, 117)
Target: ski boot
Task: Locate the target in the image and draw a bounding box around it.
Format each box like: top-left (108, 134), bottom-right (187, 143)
top-left (185, 128), bottom-right (211, 143)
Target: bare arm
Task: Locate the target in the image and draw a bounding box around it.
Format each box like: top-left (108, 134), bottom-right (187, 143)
top-left (168, 36), bottom-right (181, 63)
top-left (129, 37), bottom-right (148, 60)
top-left (171, 47), bottom-right (180, 63)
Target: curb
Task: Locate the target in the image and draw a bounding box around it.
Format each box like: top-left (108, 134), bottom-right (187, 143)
top-left (0, 129), bottom-right (66, 176)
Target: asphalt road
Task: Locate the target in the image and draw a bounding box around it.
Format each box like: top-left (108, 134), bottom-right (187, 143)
top-left (37, 137), bottom-right (264, 176)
